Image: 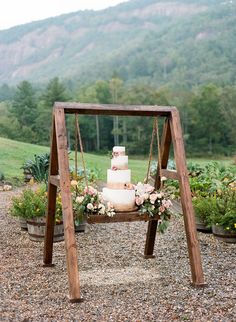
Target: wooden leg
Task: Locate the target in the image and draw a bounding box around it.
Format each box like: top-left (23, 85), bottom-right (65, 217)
top-left (43, 184), bottom-right (57, 266)
top-left (44, 115), bottom-right (58, 266)
top-left (55, 108), bottom-right (82, 301)
top-left (144, 221), bottom-right (157, 258)
top-left (144, 118), bottom-right (172, 258)
top-left (170, 109), bottom-right (206, 286)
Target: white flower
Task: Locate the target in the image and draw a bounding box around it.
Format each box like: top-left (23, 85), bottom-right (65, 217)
top-left (76, 196), bottom-right (84, 204)
top-left (150, 193), bottom-right (158, 204)
top-left (143, 193), bottom-right (149, 200)
top-left (98, 204), bottom-right (106, 215)
top-left (87, 203), bottom-right (94, 211)
top-left (107, 201), bottom-right (114, 211)
top-left (70, 180), bottom-right (78, 187)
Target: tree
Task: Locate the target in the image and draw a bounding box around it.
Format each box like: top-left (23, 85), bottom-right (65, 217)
top-left (109, 77), bottom-right (124, 146)
top-left (36, 78), bottom-right (68, 145)
top-left (188, 84), bottom-right (228, 155)
top-left (10, 80), bottom-right (38, 142)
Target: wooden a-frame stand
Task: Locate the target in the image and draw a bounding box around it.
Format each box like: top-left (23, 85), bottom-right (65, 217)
top-left (43, 103), bottom-right (206, 302)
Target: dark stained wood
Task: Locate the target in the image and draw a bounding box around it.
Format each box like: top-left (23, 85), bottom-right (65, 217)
top-left (144, 118), bottom-right (172, 258)
top-left (54, 102), bottom-right (176, 117)
top-left (154, 117), bottom-right (172, 188)
top-left (144, 220), bottom-right (158, 257)
top-left (87, 212), bottom-right (159, 224)
top-left (44, 103), bottom-right (206, 302)
top-left (161, 169), bottom-right (179, 181)
top-left (43, 115), bottom-right (58, 266)
top-left (49, 175), bottom-right (60, 187)
top-left (54, 108), bottom-right (82, 301)
top-left (170, 109), bottom-right (205, 286)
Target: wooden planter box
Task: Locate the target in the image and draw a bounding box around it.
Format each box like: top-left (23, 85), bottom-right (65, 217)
top-left (212, 224), bottom-right (236, 243)
top-left (27, 217), bottom-right (64, 242)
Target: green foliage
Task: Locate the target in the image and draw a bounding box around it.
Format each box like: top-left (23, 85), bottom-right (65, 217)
top-left (10, 187), bottom-right (47, 219)
top-left (189, 161), bottom-right (236, 197)
top-left (22, 153), bottom-right (50, 184)
top-left (0, 171), bottom-right (5, 181)
top-left (10, 186), bottom-right (63, 223)
top-left (192, 196), bottom-right (216, 226)
top-left (210, 189), bottom-right (236, 232)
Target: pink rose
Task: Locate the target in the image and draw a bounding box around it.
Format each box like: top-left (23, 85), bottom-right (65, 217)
top-left (84, 186), bottom-right (97, 196)
top-left (135, 196), bottom-right (144, 206)
top-left (162, 199), bottom-right (172, 208)
top-left (145, 184), bottom-right (154, 193)
top-left (150, 193), bottom-right (158, 204)
top-left (159, 205), bottom-right (165, 213)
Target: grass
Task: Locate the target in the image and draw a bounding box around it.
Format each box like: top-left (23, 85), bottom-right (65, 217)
top-left (0, 136), bottom-right (234, 183)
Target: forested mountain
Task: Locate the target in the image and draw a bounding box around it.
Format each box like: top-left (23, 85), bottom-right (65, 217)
top-left (0, 0), bottom-right (235, 88)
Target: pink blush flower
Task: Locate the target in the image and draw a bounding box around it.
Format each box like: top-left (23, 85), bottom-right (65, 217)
top-left (150, 193), bottom-right (158, 204)
top-left (135, 196), bottom-right (144, 206)
top-left (159, 205), bottom-right (165, 213)
top-left (145, 184), bottom-right (154, 193)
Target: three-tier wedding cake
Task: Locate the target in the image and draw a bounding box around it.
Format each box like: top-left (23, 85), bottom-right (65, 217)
top-left (102, 146), bottom-right (136, 212)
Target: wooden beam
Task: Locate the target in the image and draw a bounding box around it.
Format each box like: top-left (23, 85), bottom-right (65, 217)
top-left (144, 117), bottom-right (172, 258)
top-left (54, 108), bottom-right (82, 302)
top-left (54, 102), bottom-right (176, 117)
top-left (43, 114), bottom-right (58, 266)
top-left (170, 109), bottom-right (205, 287)
top-left (161, 169), bottom-right (179, 181)
top-left (49, 175), bottom-right (60, 187)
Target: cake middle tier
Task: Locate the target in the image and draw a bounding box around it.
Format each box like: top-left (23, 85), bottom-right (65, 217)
top-left (111, 155), bottom-right (128, 170)
top-left (107, 169), bottom-right (131, 185)
top-left (102, 187), bottom-right (136, 212)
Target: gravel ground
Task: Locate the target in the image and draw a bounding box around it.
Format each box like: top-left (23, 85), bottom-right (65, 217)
top-left (0, 188), bottom-right (236, 322)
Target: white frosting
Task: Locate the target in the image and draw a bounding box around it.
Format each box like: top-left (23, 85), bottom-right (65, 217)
top-left (103, 146), bottom-right (136, 211)
top-left (113, 146), bottom-right (125, 153)
top-left (111, 156), bottom-right (128, 169)
top-left (102, 188), bottom-right (136, 209)
top-left (107, 169), bottom-right (130, 183)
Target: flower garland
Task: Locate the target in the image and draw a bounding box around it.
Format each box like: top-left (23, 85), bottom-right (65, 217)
top-left (73, 185), bottom-right (116, 224)
top-left (135, 182), bottom-right (173, 233)
top-left (72, 180), bottom-right (173, 233)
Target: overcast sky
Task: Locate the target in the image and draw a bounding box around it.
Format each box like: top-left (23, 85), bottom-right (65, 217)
top-left (0, 0), bottom-right (128, 30)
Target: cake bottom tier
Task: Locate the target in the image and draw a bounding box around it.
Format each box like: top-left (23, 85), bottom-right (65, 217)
top-left (102, 187), bottom-right (136, 212)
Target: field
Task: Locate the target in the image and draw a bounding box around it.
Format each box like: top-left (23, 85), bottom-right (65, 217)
top-left (0, 137), bottom-right (234, 183)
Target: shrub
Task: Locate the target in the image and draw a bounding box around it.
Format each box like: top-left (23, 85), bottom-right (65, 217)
top-left (21, 153), bottom-right (50, 184)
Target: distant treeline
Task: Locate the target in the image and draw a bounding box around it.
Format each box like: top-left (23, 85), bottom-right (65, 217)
top-left (0, 77), bottom-right (235, 156)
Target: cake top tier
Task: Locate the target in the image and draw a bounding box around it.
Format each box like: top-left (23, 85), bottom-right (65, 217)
top-left (113, 146), bottom-right (125, 157)
top-left (113, 146), bottom-right (125, 152)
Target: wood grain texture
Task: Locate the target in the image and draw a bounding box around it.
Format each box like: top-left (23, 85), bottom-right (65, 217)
top-left (87, 212), bottom-right (159, 224)
top-left (44, 114), bottom-right (58, 265)
top-left (54, 108), bottom-right (82, 301)
top-left (145, 118), bottom-right (172, 258)
top-left (170, 109), bottom-right (205, 286)
top-left (54, 102), bottom-right (176, 117)
top-left (49, 175), bottom-right (60, 187)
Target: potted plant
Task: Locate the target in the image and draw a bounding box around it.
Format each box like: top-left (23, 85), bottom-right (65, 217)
top-left (10, 187), bottom-right (64, 242)
top-left (192, 196), bottom-right (215, 233)
top-left (210, 187), bottom-right (236, 243)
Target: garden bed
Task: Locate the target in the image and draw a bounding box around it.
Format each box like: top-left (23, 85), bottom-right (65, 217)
top-left (1, 187), bottom-right (236, 321)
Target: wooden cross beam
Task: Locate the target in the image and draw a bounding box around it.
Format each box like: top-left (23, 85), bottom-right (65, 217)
top-left (43, 103), bottom-right (206, 302)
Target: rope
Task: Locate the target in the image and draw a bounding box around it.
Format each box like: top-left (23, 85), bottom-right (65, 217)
top-left (75, 114), bottom-right (89, 190)
top-left (145, 118), bottom-right (156, 183)
top-left (155, 117), bottom-right (163, 189)
top-left (74, 114), bottom-right (78, 178)
top-left (145, 117), bottom-right (163, 189)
